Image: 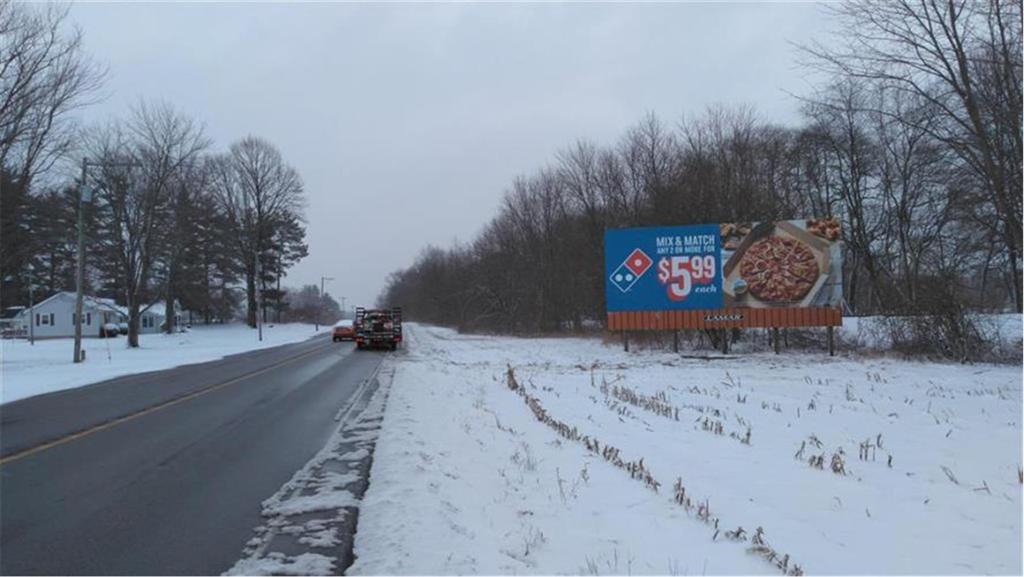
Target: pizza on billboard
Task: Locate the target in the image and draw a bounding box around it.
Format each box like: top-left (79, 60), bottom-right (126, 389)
top-left (719, 218), bottom-right (842, 309)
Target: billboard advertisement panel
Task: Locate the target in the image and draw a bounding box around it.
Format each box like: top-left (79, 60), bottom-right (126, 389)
top-left (605, 219), bottom-right (843, 329)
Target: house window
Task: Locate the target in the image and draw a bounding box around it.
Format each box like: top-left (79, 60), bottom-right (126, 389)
top-left (41, 314), bottom-right (49, 325)
top-left (87, 313), bottom-right (92, 326)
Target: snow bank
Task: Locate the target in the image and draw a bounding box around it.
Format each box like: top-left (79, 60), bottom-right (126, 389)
top-left (351, 324), bottom-right (1022, 575)
top-left (0, 323), bottom-right (326, 404)
top-left (225, 364), bottom-right (391, 575)
top-left (224, 552), bottom-right (334, 576)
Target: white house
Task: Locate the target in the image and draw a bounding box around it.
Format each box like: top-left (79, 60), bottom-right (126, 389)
top-left (7, 292), bottom-right (179, 339)
top-left (1, 306), bottom-right (28, 337)
top-left (146, 301), bottom-right (187, 332)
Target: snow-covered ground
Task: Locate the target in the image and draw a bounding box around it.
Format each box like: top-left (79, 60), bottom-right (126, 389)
top-left (0, 323), bottom-right (327, 404)
top-left (840, 313), bottom-right (1022, 355)
top-left (351, 324), bottom-right (1022, 575)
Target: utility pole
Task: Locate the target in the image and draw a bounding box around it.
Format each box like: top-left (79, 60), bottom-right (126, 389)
top-left (73, 158), bottom-right (90, 363)
top-left (275, 249), bottom-right (282, 324)
top-left (27, 264), bottom-right (35, 346)
top-left (72, 157), bottom-right (139, 359)
top-left (256, 252), bottom-right (263, 342)
top-left (317, 276), bottom-right (334, 331)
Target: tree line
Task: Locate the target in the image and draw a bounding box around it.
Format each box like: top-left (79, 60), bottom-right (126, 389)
top-left (379, 1), bottom-right (1021, 358)
top-left (1, 2), bottom-right (309, 347)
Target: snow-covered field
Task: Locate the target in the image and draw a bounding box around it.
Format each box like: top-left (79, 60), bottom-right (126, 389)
top-left (0, 323), bottom-right (326, 404)
top-left (351, 324), bottom-right (1022, 575)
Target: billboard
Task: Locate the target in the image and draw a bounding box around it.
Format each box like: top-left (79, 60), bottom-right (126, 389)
top-left (605, 219), bottom-right (843, 329)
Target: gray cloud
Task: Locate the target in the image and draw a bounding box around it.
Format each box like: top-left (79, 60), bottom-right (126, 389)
top-left (70, 2), bottom-right (827, 308)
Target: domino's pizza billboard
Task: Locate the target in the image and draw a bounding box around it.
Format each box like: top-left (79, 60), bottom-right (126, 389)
top-left (604, 220), bottom-right (843, 329)
top-left (605, 224), bottom-right (722, 312)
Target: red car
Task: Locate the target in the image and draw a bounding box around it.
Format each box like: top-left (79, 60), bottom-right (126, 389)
top-left (332, 319), bottom-right (355, 342)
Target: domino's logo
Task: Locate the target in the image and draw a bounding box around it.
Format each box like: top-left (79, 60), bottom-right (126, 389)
top-left (610, 248), bottom-right (652, 292)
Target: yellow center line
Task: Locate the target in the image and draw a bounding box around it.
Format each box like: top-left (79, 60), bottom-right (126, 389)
top-left (0, 341), bottom-right (337, 467)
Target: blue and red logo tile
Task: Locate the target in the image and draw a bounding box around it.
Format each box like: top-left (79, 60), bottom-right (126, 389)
top-left (609, 248), bottom-right (652, 292)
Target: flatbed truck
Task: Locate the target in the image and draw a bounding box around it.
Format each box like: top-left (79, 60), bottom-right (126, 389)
top-left (354, 307), bottom-right (402, 350)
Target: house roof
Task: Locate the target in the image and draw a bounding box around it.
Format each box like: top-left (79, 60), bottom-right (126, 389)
top-left (85, 295), bottom-right (129, 317)
top-left (5, 292), bottom-right (176, 318)
top-left (17, 291), bottom-right (72, 312)
top-left (146, 301), bottom-right (181, 317)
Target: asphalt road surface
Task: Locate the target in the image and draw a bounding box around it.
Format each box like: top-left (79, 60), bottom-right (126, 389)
top-left (0, 334), bottom-right (384, 575)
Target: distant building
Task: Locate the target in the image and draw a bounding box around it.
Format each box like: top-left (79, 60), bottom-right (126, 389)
top-left (0, 306), bottom-right (28, 338)
top-left (2, 292), bottom-right (183, 339)
top-left (147, 301), bottom-right (187, 331)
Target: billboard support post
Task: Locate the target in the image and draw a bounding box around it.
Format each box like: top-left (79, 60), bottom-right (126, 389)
top-left (721, 329), bottom-right (729, 355)
top-left (773, 328), bottom-right (781, 355)
top-left (672, 330), bottom-right (679, 353)
top-left (622, 331), bottom-right (629, 352)
top-left (827, 326), bottom-right (835, 357)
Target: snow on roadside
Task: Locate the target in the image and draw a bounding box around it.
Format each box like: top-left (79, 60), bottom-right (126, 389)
top-left (224, 553), bottom-right (335, 577)
top-left (351, 324), bottom-right (1022, 575)
top-left (0, 323), bottom-right (327, 404)
top-left (225, 362), bottom-right (392, 576)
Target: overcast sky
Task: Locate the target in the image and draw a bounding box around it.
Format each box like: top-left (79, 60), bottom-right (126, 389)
top-left (69, 2), bottom-right (830, 310)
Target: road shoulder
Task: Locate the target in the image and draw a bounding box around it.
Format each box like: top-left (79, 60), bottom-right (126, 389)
top-left (224, 357), bottom-right (395, 576)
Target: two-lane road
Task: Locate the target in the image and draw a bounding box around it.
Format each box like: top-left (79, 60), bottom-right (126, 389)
top-left (0, 334), bottom-right (382, 575)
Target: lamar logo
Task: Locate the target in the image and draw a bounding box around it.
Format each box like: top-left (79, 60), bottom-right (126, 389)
top-left (705, 313), bottom-right (744, 322)
top-left (610, 248), bottom-right (652, 292)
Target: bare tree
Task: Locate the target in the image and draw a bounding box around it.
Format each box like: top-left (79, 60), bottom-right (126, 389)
top-left (211, 136), bottom-right (305, 328)
top-left (0, 1), bottom-right (105, 184)
top-left (619, 112), bottom-right (677, 225)
top-left (0, 1), bottom-right (104, 307)
top-left (802, 0), bottom-right (1023, 310)
top-left (557, 140), bottom-right (607, 323)
top-left (870, 86), bottom-right (954, 305)
top-left (87, 101), bottom-right (207, 347)
top-left (159, 156), bottom-right (212, 333)
top-left (802, 79), bottom-right (885, 311)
